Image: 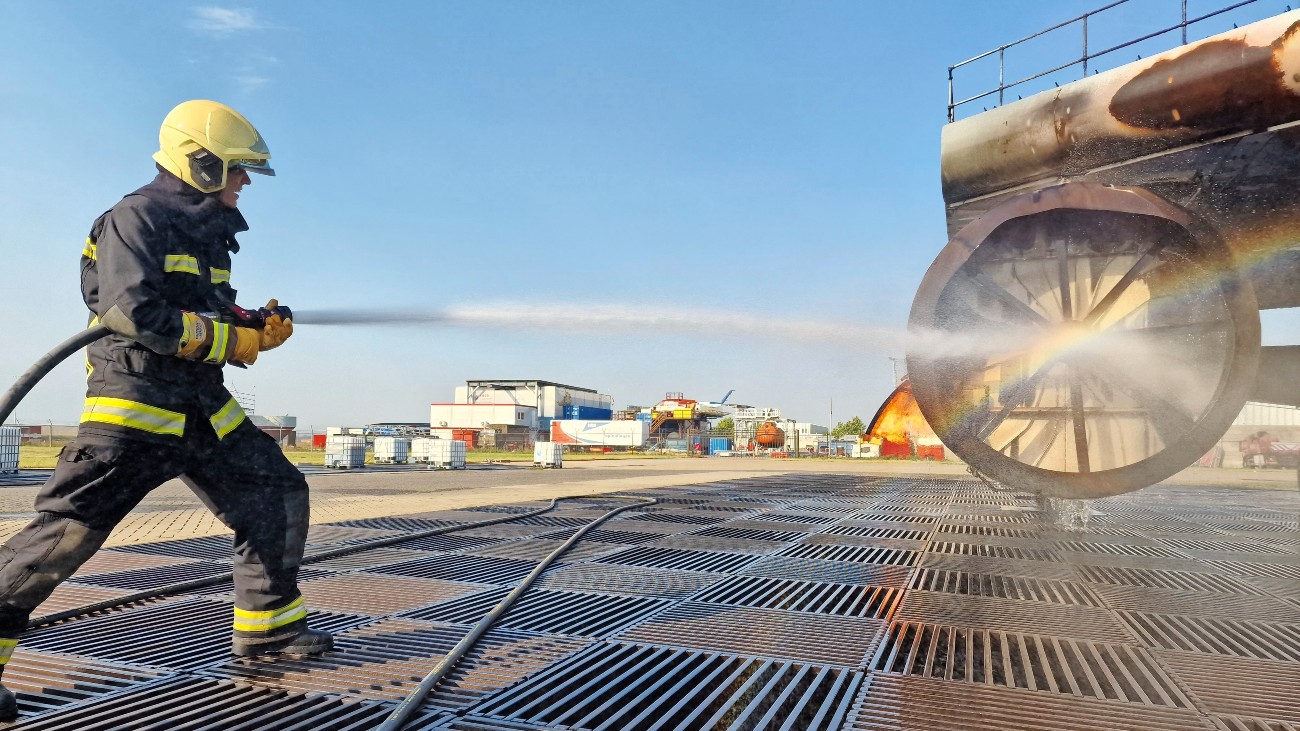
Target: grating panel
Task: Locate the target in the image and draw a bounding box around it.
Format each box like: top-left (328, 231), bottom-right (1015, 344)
top-left (897, 590), bottom-right (1136, 643)
top-left (32, 583), bottom-right (134, 616)
top-left (748, 512), bottom-right (842, 525)
top-left (1055, 541), bottom-right (1190, 558)
top-left (911, 568), bottom-right (1106, 607)
top-left (307, 525), bottom-right (401, 544)
top-left (306, 547), bottom-right (434, 571)
top-left (456, 524), bottom-right (561, 539)
top-left (1159, 650), bottom-right (1300, 720)
top-left (385, 534), bottom-right (505, 552)
top-left (919, 554), bottom-right (1077, 581)
top-left (300, 573), bottom-right (492, 615)
top-left (534, 528), bottom-right (659, 545)
top-left (1118, 611), bottom-right (1300, 661)
top-left (329, 516), bottom-right (465, 531)
top-left (650, 534), bottom-right (788, 554)
top-left (617, 602), bottom-right (882, 666)
top-left (724, 519), bottom-right (824, 533)
top-left (3, 675), bottom-right (392, 730)
top-left (613, 509), bottom-right (728, 525)
top-left (743, 556), bottom-right (913, 587)
top-left (1204, 560), bottom-right (1300, 580)
top-left (403, 588), bottom-right (671, 637)
top-left (1, 649), bottom-right (161, 719)
top-left (70, 560), bottom-right (232, 590)
top-left (20, 597), bottom-right (373, 670)
top-left (934, 524), bottom-right (1040, 539)
top-left (110, 535), bottom-right (234, 560)
top-left (1210, 716), bottom-right (1300, 731)
top-left (826, 526), bottom-right (932, 541)
top-left (850, 514), bottom-right (940, 524)
top-left (690, 575), bottom-right (902, 619)
top-left (928, 541), bottom-right (1061, 562)
top-left (465, 539), bottom-right (624, 564)
top-left (368, 554), bottom-right (538, 585)
top-left (693, 525), bottom-right (808, 542)
top-left (537, 563), bottom-right (722, 598)
top-left (871, 620), bottom-right (1194, 708)
top-left (212, 618), bottom-right (586, 709)
top-left (776, 543), bottom-right (920, 567)
top-left (73, 551), bottom-right (200, 578)
top-left (473, 642), bottom-right (862, 730)
top-left (1076, 564), bottom-right (1266, 594)
top-left (594, 547), bottom-right (759, 573)
top-left (1156, 539), bottom-right (1287, 554)
top-left (1093, 583), bottom-right (1300, 622)
top-left (848, 674), bottom-right (1212, 731)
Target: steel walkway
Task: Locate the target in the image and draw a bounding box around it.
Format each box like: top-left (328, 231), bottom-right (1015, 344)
top-left (0, 473), bottom-right (1296, 730)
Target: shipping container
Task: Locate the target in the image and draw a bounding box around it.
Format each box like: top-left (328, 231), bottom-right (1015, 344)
top-left (663, 438), bottom-right (689, 452)
top-left (534, 442), bottom-right (563, 468)
top-left (311, 434), bottom-right (327, 449)
top-left (325, 436), bottom-right (366, 469)
top-left (550, 420), bottom-right (649, 447)
top-left (0, 427), bottom-right (18, 473)
top-left (373, 437), bottom-right (411, 464)
top-left (709, 437), bottom-right (732, 455)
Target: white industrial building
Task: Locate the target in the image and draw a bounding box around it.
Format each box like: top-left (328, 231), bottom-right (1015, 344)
top-left (430, 380), bottom-right (612, 446)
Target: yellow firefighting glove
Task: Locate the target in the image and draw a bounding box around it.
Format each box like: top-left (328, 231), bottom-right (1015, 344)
top-left (176, 312), bottom-right (259, 365)
top-left (258, 299), bottom-right (293, 351)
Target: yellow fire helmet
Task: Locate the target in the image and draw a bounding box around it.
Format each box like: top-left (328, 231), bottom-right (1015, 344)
top-left (152, 100), bottom-right (275, 193)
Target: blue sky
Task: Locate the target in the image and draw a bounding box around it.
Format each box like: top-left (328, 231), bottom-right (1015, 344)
top-left (1, 1), bottom-right (1296, 430)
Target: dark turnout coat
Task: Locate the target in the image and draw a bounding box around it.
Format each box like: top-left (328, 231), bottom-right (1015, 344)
top-left (79, 170), bottom-right (252, 444)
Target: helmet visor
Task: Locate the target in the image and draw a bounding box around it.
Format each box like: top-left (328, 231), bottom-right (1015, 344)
top-left (229, 159), bottom-right (275, 177)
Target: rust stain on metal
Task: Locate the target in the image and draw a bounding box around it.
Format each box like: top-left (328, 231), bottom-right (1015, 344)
top-left (1111, 23), bottom-right (1300, 130)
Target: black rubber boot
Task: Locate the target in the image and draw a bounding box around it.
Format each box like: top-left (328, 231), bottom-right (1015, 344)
top-left (0, 671), bottom-right (16, 721)
top-left (232, 626), bottom-right (333, 657)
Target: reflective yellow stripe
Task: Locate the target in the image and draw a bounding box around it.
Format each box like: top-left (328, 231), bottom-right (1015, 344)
top-left (81, 397), bottom-right (185, 437)
top-left (210, 267), bottom-right (230, 284)
top-left (210, 397), bottom-right (246, 440)
top-left (163, 254), bottom-right (201, 275)
top-left (85, 316), bottom-right (100, 379)
top-left (82, 237), bottom-right (97, 260)
top-left (204, 322), bottom-right (230, 364)
top-left (232, 597), bottom-right (306, 632)
top-left (0, 638), bottom-right (17, 665)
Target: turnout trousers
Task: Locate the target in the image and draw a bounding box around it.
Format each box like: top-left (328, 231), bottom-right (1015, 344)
top-left (0, 415), bottom-right (310, 638)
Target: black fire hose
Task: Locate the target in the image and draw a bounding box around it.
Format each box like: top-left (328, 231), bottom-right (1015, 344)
top-left (377, 494), bottom-right (657, 731)
top-left (0, 324), bottom-right (112, 428)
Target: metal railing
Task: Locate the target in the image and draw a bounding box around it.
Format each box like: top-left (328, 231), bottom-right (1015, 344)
top-left (947, 0), bottom-right (1263, 121)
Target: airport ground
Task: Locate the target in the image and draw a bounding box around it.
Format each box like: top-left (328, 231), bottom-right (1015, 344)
top-left (0, 456), bottom-right (1292, 549)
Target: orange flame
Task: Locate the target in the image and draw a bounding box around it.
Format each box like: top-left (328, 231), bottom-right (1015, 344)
top-left (866, 380), bottom-right (936, 445)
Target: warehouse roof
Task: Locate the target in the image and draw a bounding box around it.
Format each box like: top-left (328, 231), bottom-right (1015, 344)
top-left (466, 379), bottom-right (598, 394)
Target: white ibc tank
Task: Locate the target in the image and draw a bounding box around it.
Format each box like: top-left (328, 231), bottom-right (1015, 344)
top-left (427, 439), bottom-right (467, 470)
top-left (373, 437), bottom-right (411, 464)
top-left (534, 442), bottom-right (563, 468)
top-left (0, 427), bottom-right (18, 473)
top-left (325, 435), bottom-right (366, 469)
top-left (411, 437), bottom-right (435, 463)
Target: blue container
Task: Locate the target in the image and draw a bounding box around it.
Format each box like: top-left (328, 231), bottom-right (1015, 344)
top-left (576, 406), bottom-right (613, 420)
top-left (709, 437), bottom-right (731, 454)
top-left (635, 413), bottom-right (652, 422)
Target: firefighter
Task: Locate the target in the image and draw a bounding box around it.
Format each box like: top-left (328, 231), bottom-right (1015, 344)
top-left (0, 100), bottom-right (330, 719)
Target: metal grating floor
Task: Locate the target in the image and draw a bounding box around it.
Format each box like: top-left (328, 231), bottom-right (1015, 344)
top-left (0, 473), bottom-right (1296, 730)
